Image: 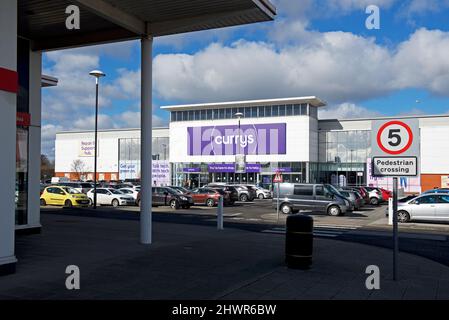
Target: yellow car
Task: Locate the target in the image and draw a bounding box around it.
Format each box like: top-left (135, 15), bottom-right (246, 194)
top-left (40, 186), bottom-right (90, 207)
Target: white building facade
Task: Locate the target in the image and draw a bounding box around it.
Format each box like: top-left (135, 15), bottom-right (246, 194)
top-left (55, 97), bottom-right (449, 194)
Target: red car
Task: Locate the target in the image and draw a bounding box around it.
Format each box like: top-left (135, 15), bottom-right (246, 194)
top-left (378, 188), bottom-right (392, 201)
top-left (188, 188), bottom-right (230, 207)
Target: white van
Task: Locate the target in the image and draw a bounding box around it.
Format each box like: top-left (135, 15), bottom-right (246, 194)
top-left (50, 177), bottom-right (70, 184)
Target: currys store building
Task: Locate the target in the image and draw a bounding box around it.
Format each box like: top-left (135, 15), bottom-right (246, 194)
top-left (164, 96), bottom-right (325, 188)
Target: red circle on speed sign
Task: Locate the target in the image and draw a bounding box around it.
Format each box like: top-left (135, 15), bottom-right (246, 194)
top-left (376, 120), bottom-right (414, 155)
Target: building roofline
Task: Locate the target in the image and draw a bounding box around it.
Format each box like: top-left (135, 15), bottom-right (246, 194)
top-left (160, 96), bottom-right (327, 111)
top-left (318, 113), bottom-right (449, 123)
top-left (56, 127), bottom-right (169, 135)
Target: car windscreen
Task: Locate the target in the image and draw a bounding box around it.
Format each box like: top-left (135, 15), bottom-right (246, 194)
top-left (63, 187), bottom-right (81, 194)
top-left (325, 184), bottom-right (343, 197)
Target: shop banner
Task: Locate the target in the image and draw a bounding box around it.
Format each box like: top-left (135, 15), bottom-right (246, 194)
top-left (118, 160), bottom-right (171, 186)
top-left (208, 163), bottom-right (261, 173)
top-left (79, 140), bottom-right (97, 157)
top-left (187, 123), bottom-right (286, 156)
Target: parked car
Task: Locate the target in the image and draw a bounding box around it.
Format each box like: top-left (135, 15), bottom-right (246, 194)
top-left (422, 188), bottom-right (449, 195)
top-left (124, 179), bottom-right (141, 186)
top-left (254, 186), bottom-right (272, 199)
top-left (119, 187), bottom-right (139, 203)
top-left (396, 193), bottom-right (449, 223)
top-left (58, 181), bottom-right (94, 194)
top-left (233, 185), bottom-right (256, 202)
top-left (40, 186), bottom-right (90, 207)
top-left (87, 188), bottom-right (135, 207)
top-left (136, 187), bottom-right (193, 209)
top-left (273, 183), bottom-right (349, 216)
top-left (188, 187), bottom-right (230, 207)
top-left (207, 184), bottom-right (239, 204)
top-left (364, 187), bottom-right (384, 205)
top-left (379, 188), bottom-right (392, 201)
top-left (339, 190), bottom-right (364, 210)
top-left (50, 176), bottom-right (70, 184)
top-left (169, 186), bottom-right (191, 194)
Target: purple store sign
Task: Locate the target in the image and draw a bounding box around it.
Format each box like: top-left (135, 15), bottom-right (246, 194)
top-left (187, 123), bottom-right (286, 156)
top-left (208, 163), bottom-right (261, 173)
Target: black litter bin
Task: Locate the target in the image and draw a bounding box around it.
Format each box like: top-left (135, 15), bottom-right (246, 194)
top-left (285, 214), bottom-right (313, 269)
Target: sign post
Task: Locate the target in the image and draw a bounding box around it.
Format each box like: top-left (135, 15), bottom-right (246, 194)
top-left (371, 119), bottom-right (420, 281)
top-left (273, 170), bottom-right (283, 223)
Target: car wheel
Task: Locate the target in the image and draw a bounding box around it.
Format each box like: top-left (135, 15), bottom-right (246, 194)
top-left (280, 203), bottom-right (292, 214)
top-left (112, 199), bottom-right (119, 207)
top-left (240, 194), bottom-right (248, 202)
top-left (370, 197), bottom-right (379, 206)
top-left (64, 200), bottom-right (73, 208)
top-left (398, 210), bottom-right (411, 223)
top-left (258, 193), bottom-right (264, 200)
top-left (40, 199), bottom-right (46, 206)
top-left (327, 205), bottom-right (341, 216)
top-left (206, 198), bottom-right (215, 207)
top-left (170, 199), bottom-right (180, 210)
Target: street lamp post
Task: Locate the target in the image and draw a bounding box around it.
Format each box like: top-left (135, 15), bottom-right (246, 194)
top-left (234, 112), bottom-right (244, 181)
top-left (89, 70), bottom-right (106, 209)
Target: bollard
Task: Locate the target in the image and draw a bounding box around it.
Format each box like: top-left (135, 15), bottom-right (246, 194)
top-left (217, 195), bottom-right (224, 230)
top-left (388, 197), bottom-right (393, 226)
top-left (285, 214), bottom-right (313, 270)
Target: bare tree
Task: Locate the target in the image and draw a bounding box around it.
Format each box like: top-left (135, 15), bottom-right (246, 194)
top-left (40, 154), bottom-right (54, 181)
top-left (71, 159), bottom-right (89, 181)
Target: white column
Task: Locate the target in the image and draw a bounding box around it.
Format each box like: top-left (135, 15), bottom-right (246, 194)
top-left (140, 36), bottom-right (153, 244)
top-left (0, 0), bottom-right (18, 274)
top-left (25, 50), bottom-right (42, 232)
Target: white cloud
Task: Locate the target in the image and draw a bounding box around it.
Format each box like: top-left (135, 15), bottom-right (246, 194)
top-left (153, 28), bottom-right (449, 105)
top-left (319, 103), bottom-right (381, 119)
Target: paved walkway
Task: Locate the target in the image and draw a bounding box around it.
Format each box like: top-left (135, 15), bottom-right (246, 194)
top-left (1, 214), bottom-right (449, 299)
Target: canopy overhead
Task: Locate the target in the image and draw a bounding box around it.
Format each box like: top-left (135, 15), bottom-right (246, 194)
top-left (19, 0), bottom-right (276, 51)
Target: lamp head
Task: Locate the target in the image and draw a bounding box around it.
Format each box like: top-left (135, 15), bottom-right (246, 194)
top-left (89, 70), bottom-right (106, 78)
top-left (234, 112), bottom-right (244, 119)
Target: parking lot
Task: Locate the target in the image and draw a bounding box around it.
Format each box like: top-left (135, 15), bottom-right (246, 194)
top-left (41, 198), bottom-right (449, 237)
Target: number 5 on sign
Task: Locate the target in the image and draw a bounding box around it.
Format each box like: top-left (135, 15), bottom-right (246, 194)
top-left (372, 119), bottom-right (420, 159)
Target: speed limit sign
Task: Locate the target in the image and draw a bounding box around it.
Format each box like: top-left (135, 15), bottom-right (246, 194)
top-left (371, 119), bottom-right (420, 177)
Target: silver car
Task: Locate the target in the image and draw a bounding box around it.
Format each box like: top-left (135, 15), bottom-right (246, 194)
top-left (397, 193), bottom-right (449, 223)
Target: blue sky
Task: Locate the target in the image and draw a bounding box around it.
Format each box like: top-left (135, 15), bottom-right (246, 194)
top-left (41, 0), bottom-right (449, 157)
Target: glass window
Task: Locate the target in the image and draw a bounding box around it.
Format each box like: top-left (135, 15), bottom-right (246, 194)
top-left (251, 107), bottom-right (258, 118)
top-left (194, 110), bottom-right (200, 121)
top-left (206, 109), bottom-right (213, 120)
top-left (232, 108), bottom-right (239, 117)
top-left (171, 112), bottom-right (176, 122)
top-left (316, 186), bottom-right (324, 196)
top-left (272, 105), bottom-right (279, 116)
top-left (286, 104), bottom-right (293, 116)
top-left (219, 108), bottom-right (225, 119)
top-left (264, 105), bottom-right (271, 117)
top-left (238, 107), bottom-right (244, 115)
top-left (279, 105), bottom-right (286, 116)
top-left (225, 108), bottom-right (232, 119)
top-left (182, 111), bottom-right (188, 121)
top-left (213, 109), bottom-right (219, 120)
top-left (200, 109), bottom-right (206, 120)
top-left (258, 106), bottom-right (265, 117)
top-left (301, 104), bottom-right (307, 116)
top-left (293, 104), bottom-right (301, 115)
top-left (438, 195), bottom-right (449, 203)
top-left (16, 127), bottom-right (29, 225)
top-left (416, 196), bottom-right (437, 204)
top-left (294, 185), bottom-right (313, 196)
top-left (245, 107), bottom-right (251, 118)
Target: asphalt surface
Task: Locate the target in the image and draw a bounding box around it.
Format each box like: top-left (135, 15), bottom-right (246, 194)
top-left (40, 199), bottom-right (449, 266)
